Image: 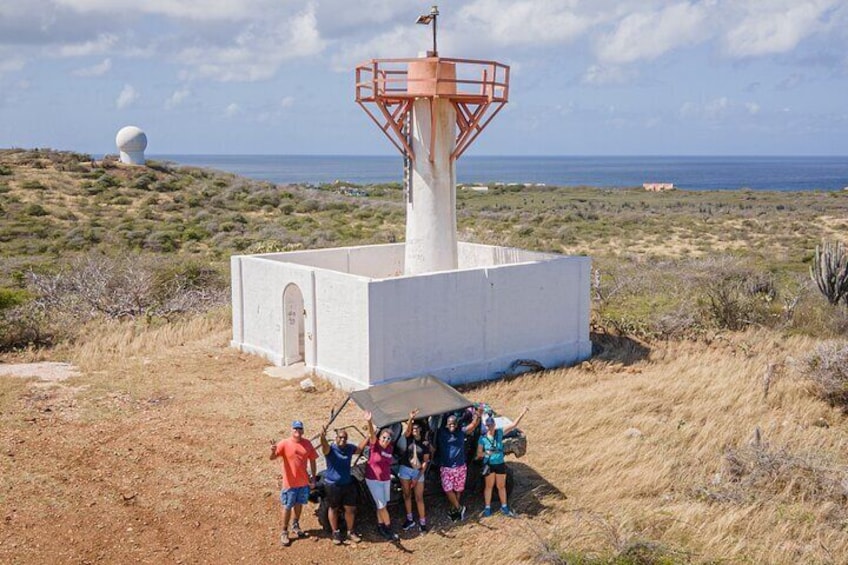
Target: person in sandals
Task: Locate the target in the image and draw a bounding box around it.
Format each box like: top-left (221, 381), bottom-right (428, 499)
top-left (319, 424), bottom-right (364, 545)
top-left (477, 407), bottom-right (528, 518)
top-left (270, 419), bottom-right (318, 547)
top-left (397, 409), bottom-right (432, 533)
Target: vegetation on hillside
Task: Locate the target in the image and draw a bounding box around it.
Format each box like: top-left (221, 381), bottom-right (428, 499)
top-left (2, 148), bottom-right (847, 351)
top-left (1, 149), bottom-right (848, 564)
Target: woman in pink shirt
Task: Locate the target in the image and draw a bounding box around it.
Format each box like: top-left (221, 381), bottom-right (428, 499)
top-left (361, 411), bottom-right (398, 541)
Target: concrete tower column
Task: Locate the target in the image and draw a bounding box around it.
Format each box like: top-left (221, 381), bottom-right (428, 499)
top-left (405, 96), bottom-right (458, 275)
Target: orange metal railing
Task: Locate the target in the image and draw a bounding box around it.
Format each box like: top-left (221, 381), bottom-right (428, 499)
top-left (355, 57), bottom-right (509, 162)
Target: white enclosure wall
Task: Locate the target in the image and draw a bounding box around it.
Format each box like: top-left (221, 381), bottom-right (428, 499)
top-left (231, 243), bottom-right (592, 390)
top-left (367, 256), bottom-right (591, 385)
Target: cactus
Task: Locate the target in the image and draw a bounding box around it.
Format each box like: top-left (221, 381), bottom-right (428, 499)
top-left (810, 240), bottom-right (848, 305)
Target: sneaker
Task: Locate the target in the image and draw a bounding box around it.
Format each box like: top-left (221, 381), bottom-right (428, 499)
top-left (460, 505), bottom-right (467, 521)
top-left (348, 531), bottom-right (362, 544)
top-left (280, 530), bottom-right (291, 547)
top-left (332, 529), bottom-right (343, 545)
top-left (291, 521), bottom-right (308, 538)
top-left (501, 505), bottom-right (516, 518)
top-left (419, 522), bottom-right (429, 534)
top-left (448, 508), bottom-right (460, 522)
top-left (482, 506), bottom-right (492, 517)
top-left (402, 518), bottom-right (416, 531)
top-left (379, 524), bottom-right (398, 541)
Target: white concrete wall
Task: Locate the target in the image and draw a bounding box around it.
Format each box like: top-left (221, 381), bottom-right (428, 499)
top-left (260, 243), bottom-right (404, 279)
top-left (457, 242), bottom-right (556, 269)
top-left (231, 244), bottom-right (592, 390)
top-left (230, 256), bottom-right (318, 366)
top-left (366, 254), bottom-right (591, 386)
top-left (313, 269), bottom-right (371, 389)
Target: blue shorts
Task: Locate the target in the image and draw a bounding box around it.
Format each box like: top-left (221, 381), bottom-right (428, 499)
top-left (281, 486), bottom-right (310, 509)
top-left (398, 465), bottom-right (423, 481)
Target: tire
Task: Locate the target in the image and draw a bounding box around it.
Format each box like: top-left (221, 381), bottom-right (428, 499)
top-left (505, 467), bottom-right (515, 498)
top-left (317, 494), bottom-right (348, 536)
top-left (317, 497), bottom-right (332, 534)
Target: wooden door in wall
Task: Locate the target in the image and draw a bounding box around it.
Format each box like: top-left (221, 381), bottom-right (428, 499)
top-left (283, 283), bottom-right (305, 365)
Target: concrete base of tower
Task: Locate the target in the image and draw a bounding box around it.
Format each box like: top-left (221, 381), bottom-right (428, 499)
top-left (231, 242), bottom-right (591, 390)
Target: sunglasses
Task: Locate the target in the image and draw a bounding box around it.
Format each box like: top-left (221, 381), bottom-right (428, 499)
top-left (379, 435), bottom-right (392, 441)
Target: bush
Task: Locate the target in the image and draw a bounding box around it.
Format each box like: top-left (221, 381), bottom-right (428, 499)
top-left (798, 341), bottom-right (848, 408)
top-left (25, 203), bottom-right (48, 216)
top-left (0, 165), bottom-right (12, 176)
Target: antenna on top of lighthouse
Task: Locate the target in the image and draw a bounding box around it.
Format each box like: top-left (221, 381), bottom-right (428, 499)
top-left (415, 5), bottom-right (439, 57)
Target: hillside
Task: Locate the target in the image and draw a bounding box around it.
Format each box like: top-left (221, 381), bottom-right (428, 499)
top-left (1, 149), bottom-right (848, 563)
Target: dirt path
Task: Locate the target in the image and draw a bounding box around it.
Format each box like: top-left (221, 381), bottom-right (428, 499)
top-left (0, 329), bottom-right (559, 565)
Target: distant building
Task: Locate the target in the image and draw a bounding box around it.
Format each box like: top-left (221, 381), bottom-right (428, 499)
top-left (643, 182), bottom-right (674, 191)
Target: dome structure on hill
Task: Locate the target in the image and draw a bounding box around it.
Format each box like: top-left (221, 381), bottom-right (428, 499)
top-left (115, 126), bottom-right (147, 165)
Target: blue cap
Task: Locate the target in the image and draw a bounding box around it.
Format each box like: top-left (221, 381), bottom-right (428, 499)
top-left (485, 416), bottom-right (496, 427)
top-left (292, 420), bottom-right (304, 429)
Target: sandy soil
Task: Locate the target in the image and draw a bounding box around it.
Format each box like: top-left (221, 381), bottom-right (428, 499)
top-left (0, 325), bottom-right (559, 565)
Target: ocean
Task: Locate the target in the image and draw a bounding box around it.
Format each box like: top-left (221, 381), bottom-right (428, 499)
top-left (154, 155), bottom-right (848, 191)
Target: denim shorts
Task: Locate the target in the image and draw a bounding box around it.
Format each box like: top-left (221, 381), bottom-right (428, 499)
top-left (398, 465), bottom-right (424, 481)
top-left (281, 485), bottom-right (310, 509)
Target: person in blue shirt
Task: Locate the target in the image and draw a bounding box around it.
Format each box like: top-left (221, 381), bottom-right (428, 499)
top-left (437, 406), bottom-right (482, 522)
top-left (319, 424), bottom-right (364, 545)
top-left (477, 406), bottom-right (528, 517)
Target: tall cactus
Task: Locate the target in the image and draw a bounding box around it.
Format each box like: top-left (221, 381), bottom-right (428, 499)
top-left (810, 240), bottom-right (848, 305)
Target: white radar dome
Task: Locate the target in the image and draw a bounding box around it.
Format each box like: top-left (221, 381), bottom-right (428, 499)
top-left (115, 125), bottom-right (148, 165)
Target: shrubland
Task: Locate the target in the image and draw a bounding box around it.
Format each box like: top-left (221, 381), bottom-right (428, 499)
top-left (1, 148), bottom-right (848, 564)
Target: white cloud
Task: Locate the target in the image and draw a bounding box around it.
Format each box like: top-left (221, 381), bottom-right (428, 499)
top-left (116, 84), bottom-right (138, 109)
top-left (723, 0), bottom-right (837, 58)
top-left (177, 6), bottom-right (325, 81)
top-left (224, 102), bottom-right (241, 117)
top-left (596, 2), bottom-right (708, 64)
top-left (279, 96), bottom-right (294, 108)
top-left (679, 96), bottom-right (762, 122)
top-left (58, 33), bottom-right (118, 57)
top-left (165, 87), bottom-right (190, 109)
top-left (0, 56), bottom-right (25, 76)
top-left (72, 57), bottom-right (111, 77)
top-left (581, 64), bottom-right (636, 85)
top-left (456, 0), bottom-right (593, 47)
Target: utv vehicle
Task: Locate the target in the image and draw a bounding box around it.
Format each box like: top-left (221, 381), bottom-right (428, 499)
top-left (307, 375), bottom-right (527, 533)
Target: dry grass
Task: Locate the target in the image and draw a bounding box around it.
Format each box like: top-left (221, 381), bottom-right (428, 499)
top-left (2, 315), bottom-right (848, 564)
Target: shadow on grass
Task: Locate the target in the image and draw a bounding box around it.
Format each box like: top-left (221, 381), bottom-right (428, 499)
top-left (590, 331), bottom-right (651, 366)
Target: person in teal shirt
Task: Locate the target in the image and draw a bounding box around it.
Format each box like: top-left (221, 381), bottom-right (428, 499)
top-left (477, 407), bottom-right (528, 517)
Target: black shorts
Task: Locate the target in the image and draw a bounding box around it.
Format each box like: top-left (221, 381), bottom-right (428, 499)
top-left (325, 481), bottom-right (358, 508)
top-left (488, 462), bottom-right (507, 475)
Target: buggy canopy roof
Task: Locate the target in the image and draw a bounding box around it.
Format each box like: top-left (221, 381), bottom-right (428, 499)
top-left (348, 375), bottom-right (473, 429)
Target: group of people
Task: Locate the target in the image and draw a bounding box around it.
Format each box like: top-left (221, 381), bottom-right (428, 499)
top-left (269, 405), bottom-right (529, 547)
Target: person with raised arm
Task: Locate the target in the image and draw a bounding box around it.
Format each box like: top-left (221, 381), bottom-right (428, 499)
top-left (397, 409), bottom-right (432, 533)
top-left (477, 406), bottom-right (529, 517)
top-left (319, 423), bottom-right (363, 545)
top-left (361, 410), bottom-right (398, 540)
top-left (270, 419), bottom-right (318, 547)
top-left (437, 405), bottom-right (482, 521)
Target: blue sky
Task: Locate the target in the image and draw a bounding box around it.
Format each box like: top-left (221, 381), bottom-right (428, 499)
top-left (1, 0), bottom-right (847, 156)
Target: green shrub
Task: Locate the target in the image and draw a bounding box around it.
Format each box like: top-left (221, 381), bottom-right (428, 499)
top-left (0, 288), bottom-right (29, 310)
top-left (0, 165), bottom-right (12, 176)
top-left (20, 179), bottom-right (46, 190)
top-left (25, 203), bottom-right (48, 216)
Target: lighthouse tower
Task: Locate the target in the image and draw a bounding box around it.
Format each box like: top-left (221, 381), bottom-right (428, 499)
top-left (355, 8), bottom-right (508, 274)
top-left (230, 7), bottom-right (591, 390)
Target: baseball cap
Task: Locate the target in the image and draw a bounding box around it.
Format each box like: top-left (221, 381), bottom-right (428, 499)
top-left (485, 416), bottom-right (496, 427)
top-left (292, 420), bottom-right (304, 429)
